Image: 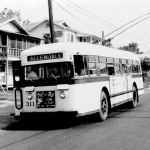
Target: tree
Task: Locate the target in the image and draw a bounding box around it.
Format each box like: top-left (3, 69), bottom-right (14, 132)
top-left (43, 33), bottom-right (58, 44)
top-left (141, 57), bottom-right (150, 72)
top-left (118, 42), bottom-right (140, 54)
top-left (140, 57), bottom-right (150, 82)
top-left (22, 19), bottom-right (30, 25)
top-left (0, 7), bottom-right (30, 25)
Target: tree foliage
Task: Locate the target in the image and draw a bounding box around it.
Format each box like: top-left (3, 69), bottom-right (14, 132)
top-left (141, 57), bottom-right (150, 72)
top-left (43, 34), bottom-right (58, 44)
top-left (118, 42), bottom-right (140, 54)
top-left (102, 39), bottom-right (112, 47)
top-left (141, 57), bottom-right (150, 82)
top-left (0, 7), bottom-right (30, 25)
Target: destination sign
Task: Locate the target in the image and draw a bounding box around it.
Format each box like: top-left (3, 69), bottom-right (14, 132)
top-left (27, 52), bottom-right (63, 61)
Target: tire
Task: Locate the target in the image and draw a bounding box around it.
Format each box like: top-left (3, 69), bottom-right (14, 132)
top-left (130, 86), bottom-right (138, 108)
top-left (98, 91), bottom-right (109, 121)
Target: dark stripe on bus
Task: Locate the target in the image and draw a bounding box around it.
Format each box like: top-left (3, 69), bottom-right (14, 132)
top-left (110, 87), bottom-right (144, 98)
top-left (110, 90), bottom-right (133, 98)
top-left (21, 74), bottom-right (143, 87)
top-left (73, 76), bottom-right (110, 84)
top-left (132, 74), bottom-right (142, 78)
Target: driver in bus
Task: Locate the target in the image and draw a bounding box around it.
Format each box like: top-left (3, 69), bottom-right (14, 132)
top-left (26, 66), bottom-right (39, 80)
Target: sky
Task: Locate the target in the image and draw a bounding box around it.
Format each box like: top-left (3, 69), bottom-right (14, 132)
top-left (1, 0), bottom-right (150, 52)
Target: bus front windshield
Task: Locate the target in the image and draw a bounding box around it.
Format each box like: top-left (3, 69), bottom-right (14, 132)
top-left (24, 62), bottom-right (73, 81)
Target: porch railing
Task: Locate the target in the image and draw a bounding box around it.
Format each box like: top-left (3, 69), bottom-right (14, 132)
top-left (8, 48), bottom-right (23, 58)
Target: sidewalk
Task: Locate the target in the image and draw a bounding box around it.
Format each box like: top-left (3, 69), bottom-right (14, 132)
top-left (144, 87), bottom-right (150, 93)
top-left (0, 90), bottom-right (14, 101)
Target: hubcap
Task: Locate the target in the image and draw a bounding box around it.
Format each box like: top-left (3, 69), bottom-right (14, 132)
top-left (101, 97), bottom-right (107, 114)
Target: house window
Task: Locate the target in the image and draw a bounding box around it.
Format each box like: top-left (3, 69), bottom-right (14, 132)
top-left (27, 40), bottom-right (30, 49)
top-left (30, 40), bottom-right (34, 47)
top-left (17, 37), bottom-right (22, 49)
top-left (23, 39), bottom-right (26, 50)
top-left (46, 23), bottom-right (49, 28)
top-left (67, 33), bottom-right (70, 42)
top-left (10, 36), bottom-right (16, 48)
top-left (71, 34), bottom-right (74, 42)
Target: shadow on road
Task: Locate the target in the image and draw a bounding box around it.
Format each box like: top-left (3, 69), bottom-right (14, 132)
top-left (3, 113), bottom-right (100, 131)
top-left (3, 102), bottom-right (144, 131)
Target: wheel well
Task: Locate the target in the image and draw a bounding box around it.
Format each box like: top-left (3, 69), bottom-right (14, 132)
top-left (102, 87), bottom-right (111, 113)
top-left (133, 82), bottom-right (139, 102)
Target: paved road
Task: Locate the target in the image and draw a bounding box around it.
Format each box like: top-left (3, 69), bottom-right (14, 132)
top-left (0, 92), bottom-right (150, 150)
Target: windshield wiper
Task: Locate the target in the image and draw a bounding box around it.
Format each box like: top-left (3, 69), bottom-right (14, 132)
top-left (47, 69), bottom-right (58, 81)
top-left (27, 74), bottom-right (33, 82)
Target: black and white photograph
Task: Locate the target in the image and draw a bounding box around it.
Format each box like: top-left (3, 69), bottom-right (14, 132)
top-left (0, 0), bottom-right (150, 149)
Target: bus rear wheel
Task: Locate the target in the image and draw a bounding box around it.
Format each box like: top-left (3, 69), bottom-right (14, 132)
top-left (130, 86), bottom-right (138, 108)
top-left (98, 91), bottom-right (109, 121)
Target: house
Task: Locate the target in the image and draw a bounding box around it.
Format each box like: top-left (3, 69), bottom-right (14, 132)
top-left (0, 18), bottom-right (43, 89)
top-left (23, 19), bottom-right (101, 44)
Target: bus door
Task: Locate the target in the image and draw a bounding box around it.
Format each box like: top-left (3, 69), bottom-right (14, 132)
top-left (109, 63), bottom-right (128, 106)
top-left (126, 74), bottom-right (132, 100)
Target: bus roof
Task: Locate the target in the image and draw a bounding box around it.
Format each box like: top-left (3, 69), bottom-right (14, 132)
top-left (21, 42), bottom-right (140, 61)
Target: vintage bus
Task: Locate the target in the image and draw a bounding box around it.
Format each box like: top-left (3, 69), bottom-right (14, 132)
top-left (12, 42), bottom-right (144, 121)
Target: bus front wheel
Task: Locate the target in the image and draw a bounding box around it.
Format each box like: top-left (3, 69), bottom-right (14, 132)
top-left (130, 86), bottom-right (138, 108)
top-left (98, 91), bottom-right (109, 121)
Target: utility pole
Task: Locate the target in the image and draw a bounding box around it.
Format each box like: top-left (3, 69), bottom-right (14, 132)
top-left (102, 31), bottom-right (104, 45)
top-left (48, 0), bottom-right (55, 43)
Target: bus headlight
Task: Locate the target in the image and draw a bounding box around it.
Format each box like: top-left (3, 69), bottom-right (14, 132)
top-left (15, 76), bottom-right (20, 81)
top-left (60, 91), bottom-right (67, 99)
top-left (27, 93), bottom-right (33, 100)
top-left (15, 88), bottom-right (23, 110)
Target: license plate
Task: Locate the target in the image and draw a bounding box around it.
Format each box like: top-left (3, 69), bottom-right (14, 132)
top-left (36, 91), bottom-right (55, 108)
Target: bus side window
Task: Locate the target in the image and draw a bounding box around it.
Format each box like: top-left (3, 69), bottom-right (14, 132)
top-left (99, 56), bottom-right (107, 76)
top-left (107, 64), bottom-right (115, 75)
top-left (114, 58), bottom-right (120, 75)
top-left (95, 56), bottom-right (100, 76)
top-left (120, 59), bottom-right (127, 74)
top-left (74, 55), bottom-right (85, 76)
top-left (137, 61), bottom-right (141, 73)
top-left (127, 60), bottom-right (133, 74)
top-left (133, 60), bottom-right (138, 74)
top-left (107, 57), bottom-right (115, 75)
top-left (89, 56), bottom-right (96, 76)
top-left (84, 56), bottom-right (89, 76)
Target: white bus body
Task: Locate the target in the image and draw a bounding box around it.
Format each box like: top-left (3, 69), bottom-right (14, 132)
top-left (13, 43), bottom-right (144, 121)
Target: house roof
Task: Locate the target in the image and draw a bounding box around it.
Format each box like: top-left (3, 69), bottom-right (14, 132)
top-left (22, 18), bottom-right (101, 40)
top-left (0, 17), bottom-right (28, 35)
top-left (23, 19), bottom-right (76, 32)
top-left (76, 31), bottom-right (101, 39)
top-left (0, 18), bottom-right (12, 24)
top-left (0, 29), bottom-right (41, 41)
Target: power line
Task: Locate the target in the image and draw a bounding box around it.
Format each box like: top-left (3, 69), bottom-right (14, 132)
top-left (104, 12), bottom-right (150, 38)
top-left (58, 0), bottom-right (115, 29)
top-left (110, 16), bottom-right (150, 40)
top-left (21, 0), bottom-right (47, 21)
top-left (139, 40), bottom-right (150, 45)
top-left (66, 0), bottom-right (116, 29)
top-left (52, 0), bottom-right (102, 34)
top-left (63, 0), bottom-right (150, 41)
